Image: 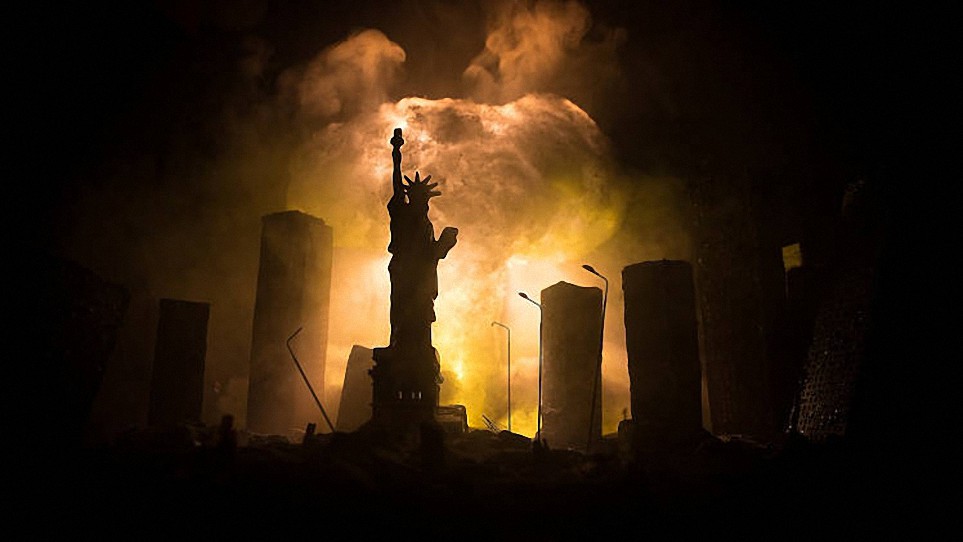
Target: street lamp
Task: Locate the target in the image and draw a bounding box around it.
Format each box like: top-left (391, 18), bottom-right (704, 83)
top-left (582, 264), bottom-right (608, 452)
top-left (518, 292), bottom-right (543, 441)
top-left (491, 321), bottom-right (512, 433)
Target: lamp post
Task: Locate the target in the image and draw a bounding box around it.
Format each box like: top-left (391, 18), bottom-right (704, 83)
top-left (491, 321), bottom-right (512, 433)
top-left (518, 292), bottom-right (543, 441)
top-left (582, 264), bottom-right (608, 452)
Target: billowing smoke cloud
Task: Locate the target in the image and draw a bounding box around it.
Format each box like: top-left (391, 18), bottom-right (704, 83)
top-left (73, 0), bottom-right (690, 439)
top-left (465, 0), bottom-right (625, 107)
top-left (287, 29), bottom-right (406, 121)
top-left (280, 11), bottom-right (639, 434)
top-left (288, 95), bottom-right (619, 253)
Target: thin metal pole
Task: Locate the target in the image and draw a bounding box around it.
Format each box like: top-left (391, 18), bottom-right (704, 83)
top-left (518, 293), bottom-right (542, 441)
top-left (286, 327), bottom-right (335, 433)
top-left (537, 316), bottom-right (542, 441)
top-left (583, 265), bottom-right (608, 452)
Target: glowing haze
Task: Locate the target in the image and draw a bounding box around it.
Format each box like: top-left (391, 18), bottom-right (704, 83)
top-left (55, 1), bottom-right (693, 439)
top-left (283, 2), bottom-right (637, 435)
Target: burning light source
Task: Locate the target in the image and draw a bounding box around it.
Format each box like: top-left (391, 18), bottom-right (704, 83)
top-left (283, 16), bottom-right (640, 436)
top-left (297, 94), bottom-right (626, 435)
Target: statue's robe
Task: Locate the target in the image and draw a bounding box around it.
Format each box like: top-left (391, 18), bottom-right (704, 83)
top-left (387, 194), bottom-right (439, 351)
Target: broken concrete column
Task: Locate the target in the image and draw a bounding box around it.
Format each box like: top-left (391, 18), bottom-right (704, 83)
top-left (622, 261), bottom-right (702, 439)
top-left (148, 299), bottom-right (210, 426)
top-left (336, 345), bottom-right (374, 432)
top-left (541, 281), bottom-right (603, 451)
top-left (247, 211), bottom-right (333, 435)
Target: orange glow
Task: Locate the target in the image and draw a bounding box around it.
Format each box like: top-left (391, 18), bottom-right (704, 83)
top-left (281, 7), bottom-right (676, 437)
top-left (294, 94), bottom-right (638, 437)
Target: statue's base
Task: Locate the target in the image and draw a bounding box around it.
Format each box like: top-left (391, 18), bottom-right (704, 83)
top-left (369, 345), bottom-right (441, 438)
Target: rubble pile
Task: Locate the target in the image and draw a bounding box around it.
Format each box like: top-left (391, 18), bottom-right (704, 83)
top-left (28, 418), bottom-right (897, 538)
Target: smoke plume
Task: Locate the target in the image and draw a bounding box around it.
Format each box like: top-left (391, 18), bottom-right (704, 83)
top-left (72, 1), bottom-right (690, 438)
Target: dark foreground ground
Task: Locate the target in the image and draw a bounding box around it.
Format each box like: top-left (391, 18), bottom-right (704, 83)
top-left (17, 422), bottom-right (941, 540)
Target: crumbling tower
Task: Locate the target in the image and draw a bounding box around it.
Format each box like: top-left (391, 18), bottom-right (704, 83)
top-left (541, 281), bottom-right (603, 451)
top-left (690, 171), bottom-right (777, 437)
top-left (247, 211), bottom-right (333, 436)
top-left (622, 261), bottom-right (703, 441)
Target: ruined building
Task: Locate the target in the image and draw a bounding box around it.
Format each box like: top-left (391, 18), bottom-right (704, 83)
top-left (540, 281), bottom-right (603, 451)
top-left (622, 261), bottom-right (703, 442)
top-left (247, 211), bottom-right (333, 436)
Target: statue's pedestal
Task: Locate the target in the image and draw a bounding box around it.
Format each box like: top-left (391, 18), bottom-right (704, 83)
top-left (369, 346), bottom-right (441, 435)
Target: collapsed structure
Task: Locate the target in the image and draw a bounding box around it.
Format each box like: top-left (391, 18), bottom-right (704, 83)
top-left (336, 345), bottom-right (374, 432)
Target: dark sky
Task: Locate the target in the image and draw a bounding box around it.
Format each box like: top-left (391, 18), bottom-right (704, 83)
top-left (11, 0), bottom-right (941, 253)
top-left (8, 0), bottom-right (949, 445)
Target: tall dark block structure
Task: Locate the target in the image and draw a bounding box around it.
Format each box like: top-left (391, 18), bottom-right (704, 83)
top-left (336, 345), bottom-right (374, 432)
top-left (247, 211), bottom-right (333, 435)
top-left (690, 170), bottom-right (778, 437)
top-left (622, 261), bottom-right (702, 438)
top-left (148, 299), bottom-right (210, 426)
top-left (541, 281), bottom-right (603, 451)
